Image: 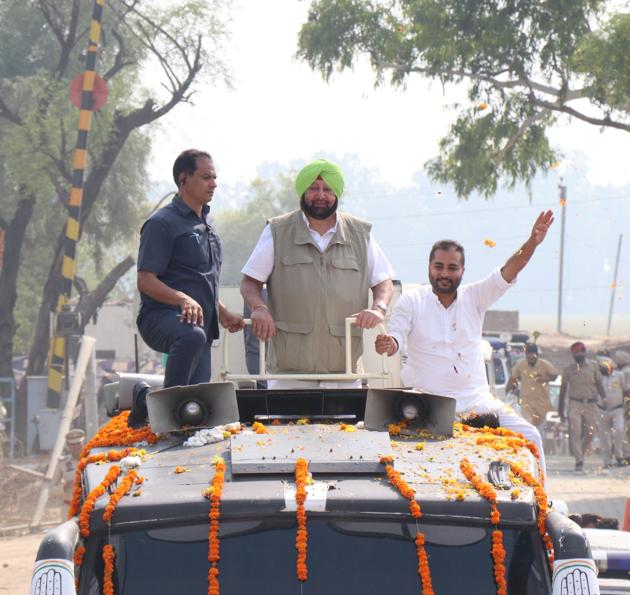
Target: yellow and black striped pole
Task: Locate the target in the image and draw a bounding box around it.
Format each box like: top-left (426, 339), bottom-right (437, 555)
top-left (46, 0), bottom-right (106, 407)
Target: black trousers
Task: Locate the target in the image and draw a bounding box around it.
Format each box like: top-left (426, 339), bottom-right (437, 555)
top-left (138, 309), bottom-right (212, 388)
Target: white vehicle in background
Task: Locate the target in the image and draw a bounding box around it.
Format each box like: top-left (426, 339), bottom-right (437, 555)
top-left (583, 528), bottom-right (630, 594)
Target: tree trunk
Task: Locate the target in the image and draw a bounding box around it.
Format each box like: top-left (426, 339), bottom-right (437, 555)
top-left (0, 195), bottom-right (35, 378)
top-left (76, 255), bottom-right (135, 330)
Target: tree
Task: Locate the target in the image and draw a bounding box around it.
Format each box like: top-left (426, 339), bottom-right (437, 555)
top-left (0, 0), bottom-right (231, 378)
top-left (297, 0), bottom-right (630, 197)
top-left (213, 173), bottom-right (297, 285)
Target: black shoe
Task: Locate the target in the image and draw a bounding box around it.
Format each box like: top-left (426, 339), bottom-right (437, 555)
top-left (127, 381), bottom-right (151, 429)
top-left (616, 458), bottom-right (628, 467)
top-left (575, 461), bottom-right (584, 472)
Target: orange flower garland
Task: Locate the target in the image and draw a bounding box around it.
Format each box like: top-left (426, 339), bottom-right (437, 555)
top-left (207, 456), bottom-right (226, 595)
top-left (79, 465), bottom-right (122, 538)
top-left (74, 545), bottom-right (85, 590)
top-left (103, 469), bottom-right (141, 524)
top-left (380, 457), bottom-right (433, 592)
top-left (102, 544), bottom-right (116, 595)
top-left (507, 461), bottom-right (555, 567)
top-left (415, 533), bottom-right (434, 595)
top-left (460, 458), bottom-right (507, 595)
top-left (383, 461), bottom-right (421, 519)
top-left (295, 458), bottom-right (309, 582)
top-left (79, 411), bottom-right (158, 461)
top-left (68, 447), bottom-right (138, 519)
top-left (461, 424), bottom-right (543, 481)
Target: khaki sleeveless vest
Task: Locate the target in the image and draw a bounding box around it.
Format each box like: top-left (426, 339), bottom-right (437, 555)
top-left (267, 210), bottom-right (371, 373)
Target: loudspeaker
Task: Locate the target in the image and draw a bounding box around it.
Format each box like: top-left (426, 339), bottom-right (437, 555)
top-left (364, 388), bottom-right (456, 437)
top-left (146, 382), bottom-right (239, 434)
top-left (116, 373), bottom-right (164, 410)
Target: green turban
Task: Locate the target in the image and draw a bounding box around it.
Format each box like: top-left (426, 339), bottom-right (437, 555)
top-left (295, 159), bottom-right (345, 200)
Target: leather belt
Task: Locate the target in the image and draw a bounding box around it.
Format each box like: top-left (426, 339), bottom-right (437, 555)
top-left (569, 398), bottom-right (596, 403)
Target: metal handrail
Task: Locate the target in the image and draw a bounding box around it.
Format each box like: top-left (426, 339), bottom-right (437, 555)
top-left (220, 316), bottom-right (391, 385)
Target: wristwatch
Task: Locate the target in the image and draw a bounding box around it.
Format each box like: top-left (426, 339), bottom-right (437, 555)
top-left (373, 301), bottom-right (388, 315)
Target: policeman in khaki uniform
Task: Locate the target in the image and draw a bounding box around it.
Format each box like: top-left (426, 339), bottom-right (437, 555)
top-left (597, 357), bottom-right (630, 469)
top-left (558, 342), bottom-right (608, 472)
top-left (507, 343), bottom-right (558, 430)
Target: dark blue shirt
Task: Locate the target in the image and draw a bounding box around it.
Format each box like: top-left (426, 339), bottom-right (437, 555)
top-left (137, 195), bottom-right (221, 341)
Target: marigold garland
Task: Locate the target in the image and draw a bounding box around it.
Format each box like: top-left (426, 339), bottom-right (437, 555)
top-left (102, 544), bottom-right (116, 595)
top-left (507, 460), bottom-right (555, 568)
top-left (295, 458), bottom-right (309, 582)
top-left (415, 533), bottom-right (435, 595)
top-left (207, 456), bottom-right (226, 595)
top-left (103, 469), bottom-right (141, 524)
top-left (68, 447), bottom-right (138, 519)
top-left (79, 465), bottom-right (122, 538)
top-left (460, 458), bottom-right (507, 595)
top-left (68, 410), bottom-right (158, 521)
top-left (380, 458), bottom-right (433, 592)
top-left (79, 411), bottom-right (158, 461)
top-left (73, 545), bottom-right (85, 591)
top-left (384, 463), bottom-right (422, 518)
top-left (461, 424), bottom-right (544, 483)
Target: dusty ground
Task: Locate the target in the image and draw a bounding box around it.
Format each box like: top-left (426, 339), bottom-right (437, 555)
top-left (0, 459), bottom-right (66, 594)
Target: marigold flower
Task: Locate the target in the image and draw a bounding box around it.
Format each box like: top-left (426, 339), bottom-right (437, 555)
top-left (460, 458), bottom-right (506, 593)
top-left (207, 457), bottom-right (226, 594)
top-left (415, 532), bottom-right (434, 594)
top-left (508, 460), bottom-right (554, 568)
top-left (79, 466), bottom-right (122, 537)
top-left (102, 544), bottom-right (116, 595)
top-left (174, 466), bottom-right (187, 474)
top-left (252, 421), bottom-right (268, 434)
top-left (295, 458), bottom-right (309, 582)
top-left (484, 238), bottom-right (497, 248)
top-left (103, 469), bottom-right (141, 524)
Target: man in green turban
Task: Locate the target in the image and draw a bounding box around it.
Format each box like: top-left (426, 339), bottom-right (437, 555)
top-left (240, 158), bottom-right (394, 388)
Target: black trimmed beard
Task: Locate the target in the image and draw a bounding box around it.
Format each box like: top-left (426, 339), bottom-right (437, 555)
top-left (300, 195), bottom-right (338, 220)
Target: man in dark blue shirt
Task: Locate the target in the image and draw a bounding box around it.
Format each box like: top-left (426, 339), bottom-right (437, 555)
top-left (131, 149), bottom-right (243, 426)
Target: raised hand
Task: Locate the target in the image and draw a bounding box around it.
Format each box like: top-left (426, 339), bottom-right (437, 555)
top-left (531, 210), bottom-right (554, 245)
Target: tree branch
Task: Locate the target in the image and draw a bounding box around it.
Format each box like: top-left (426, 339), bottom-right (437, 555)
top-left (492, 109), bottom-right (551, 167)
top-left (75, 256), bottom-right (135, 329)
top-left (102, 29), bottom-right (135, 81)
top-left (532, 97), bottom-right (630, 133)
top-left (0, 95), bottom-right (22, 125)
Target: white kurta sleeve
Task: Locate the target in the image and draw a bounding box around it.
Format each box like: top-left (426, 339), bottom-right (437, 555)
top-left (241, 224), bottom-right (275, 282)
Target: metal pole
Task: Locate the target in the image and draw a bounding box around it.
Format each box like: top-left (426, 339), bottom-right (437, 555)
top-left (557, 181), bottom-right (567, 333)
top-left (606, 234), bottom-right (624, 336)
top-left (46, 0), bottom-right (106, 408)
top-left (31, 336), bottom-right (96, 528)
top-left (84, 341), bottom-right (99, 438)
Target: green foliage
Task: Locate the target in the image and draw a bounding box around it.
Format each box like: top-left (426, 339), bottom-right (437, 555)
top-left (573, 13), bottom-right (630, 110)
top-left (213, 173), bottom-right (297, 285)
top-left (0, 0), bottom-right (232, 361)
top-left (298, 0), bottom-right (629, 197)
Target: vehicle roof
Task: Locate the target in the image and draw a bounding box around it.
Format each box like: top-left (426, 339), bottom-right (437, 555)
top-left (83, 422), bottom-right (540, 535)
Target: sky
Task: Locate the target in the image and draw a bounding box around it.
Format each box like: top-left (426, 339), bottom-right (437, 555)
top-left (148, 0), bottom-right (630, 190)
top-left (147, 1), bottom-right (630, 334)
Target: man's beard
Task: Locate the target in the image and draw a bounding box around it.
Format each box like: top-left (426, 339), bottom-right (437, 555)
top-left (573, 355), bottom-right (586, 364)
top-left (300, 195), bottom-right (338, 220)
top-left (429, 274), bottom-right (462, 295)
